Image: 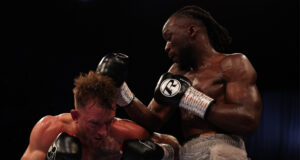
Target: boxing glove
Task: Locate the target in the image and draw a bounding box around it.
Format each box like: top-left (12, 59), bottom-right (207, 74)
top-left (46, 132), bottom-right (81, 160)
top-left (154, 72), bottom-right (215, 119)
top-left (96, 53), bottom-right (134, 107)
top-left (122, 139), bottom-right (174, 160)
top-left (96, 53), bottom-right (129, 87)
top-left (154, 72), bottom-right (192, 106)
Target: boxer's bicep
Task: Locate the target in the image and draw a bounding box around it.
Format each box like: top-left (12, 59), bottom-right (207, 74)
top-left (225, 81), bottom-right (259, 107)
top-left (224, 80), bottom-right (262, 131)
top-left (221, 54), bottom-right (258, 105)
top-left (222, 54), bottom-right (262, 120)
top-left (206, 54), bottom-right (262, 134)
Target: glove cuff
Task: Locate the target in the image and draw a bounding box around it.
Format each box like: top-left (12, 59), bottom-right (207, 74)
top-left (179, 87), bottom-right (214, 119)
top-left (117, 82), bottom-right (135, 107)
top-left (158, 143), bottom-right (174, 160)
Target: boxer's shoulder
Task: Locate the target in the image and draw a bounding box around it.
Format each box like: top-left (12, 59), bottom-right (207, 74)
top-left (37, 113), bottom-right (71, 131)
top-left (35, 115), bottom-right (61, 132)
top-left (32, 113), bottom-right (72, 142)
top-left (113, 118), bottom-right (149, 133)
top-left (220, 53), bottom-right (250, 67)
top-left (57, 113), bottom-right (74, 126)
top-left (111, 118), bottom-right (150, 141)
top-left (114, 118), bottom-right (146, 130)
top-left (28, 115), bottom-right (68, 153)
top-left (220, 53), bottom-right (246, 66)
top-left (220, 53), bottom-right (256, 81)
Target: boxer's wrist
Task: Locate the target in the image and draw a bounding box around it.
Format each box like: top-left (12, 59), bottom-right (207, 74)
top-left (179, 87), bottom-right (214, 119)
top-left (158, 143), bottom-right (174, 160)
top-left (117, 82), bottom-right (135, 107)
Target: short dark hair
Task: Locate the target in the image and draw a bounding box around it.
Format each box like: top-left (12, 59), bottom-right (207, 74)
top-left (73, 71), bottom-right (117, 110)
top-left (172, 5), bottom-right (232, 52)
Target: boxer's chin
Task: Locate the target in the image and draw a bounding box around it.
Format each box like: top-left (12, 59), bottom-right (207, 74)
top-left (170, 55), bottom-right (179, 63)
top-left (96, 136), bottom-right (120, 154)
top-left (177, 48), bottom-right (194, 70)
top-left (178, 60), bottom-right (192, 71)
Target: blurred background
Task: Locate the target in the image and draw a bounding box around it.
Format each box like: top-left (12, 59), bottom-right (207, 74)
top-left (2, 0), bottom-right (299, 159)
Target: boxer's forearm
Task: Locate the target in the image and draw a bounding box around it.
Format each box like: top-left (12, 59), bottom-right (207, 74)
top-left (124, 98), bottom-right (163, 132)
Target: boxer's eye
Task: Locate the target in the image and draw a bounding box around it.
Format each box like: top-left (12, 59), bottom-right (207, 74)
top-left (163, 32), bottom-right (171, 41)
top-left (89, 121), bottom-right (98, 127)
top-left (165, 35), bottom-right (171, 41)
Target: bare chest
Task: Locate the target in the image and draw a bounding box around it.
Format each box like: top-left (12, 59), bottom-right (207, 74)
top-left (184, 66), bottom-right (224, 98)
top-left (175, 65), bottom-right (225, 123)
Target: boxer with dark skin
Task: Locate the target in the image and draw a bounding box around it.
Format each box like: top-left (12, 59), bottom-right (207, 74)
top-left (115, 6), bottom-right (262, 158)
top-left (21, 71), bottom-right (180, 160)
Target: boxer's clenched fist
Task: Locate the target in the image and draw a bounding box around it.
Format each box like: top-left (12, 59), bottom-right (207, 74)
top-left (96, 53), bottom-right (129, 87)
top-left (154, 72), bottom-right (215, 119)
top-left (96, 53), bottom-right (134, 107)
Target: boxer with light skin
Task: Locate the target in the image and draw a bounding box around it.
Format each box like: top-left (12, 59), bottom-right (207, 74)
top-left (111, 5), bottom-right (262, 160)
top-left (21, 71), bottom-right (180, 160)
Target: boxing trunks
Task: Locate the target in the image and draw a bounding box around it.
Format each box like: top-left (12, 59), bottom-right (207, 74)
top-left (46, 132), bottom-right (81, 160)
top-left (180, 134), bottom-right (247, 160)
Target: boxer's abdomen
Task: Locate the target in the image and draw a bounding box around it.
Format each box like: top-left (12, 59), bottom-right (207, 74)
top-left (180, 108), bottom-right (218, 138)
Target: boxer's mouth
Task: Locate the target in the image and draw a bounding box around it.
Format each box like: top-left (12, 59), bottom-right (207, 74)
top-left (95, 136), bottom-right (104, 141)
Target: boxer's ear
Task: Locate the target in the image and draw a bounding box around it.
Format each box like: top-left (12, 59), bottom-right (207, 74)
top-left (70, 109), bottom-right (79, 123)
top-left (188, 25), bottom-right (200, 38)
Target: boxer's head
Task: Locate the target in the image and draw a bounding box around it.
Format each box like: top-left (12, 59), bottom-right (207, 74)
top-left (71, 71), bottom-right (117, 148)
top-left (162, 5), bottom-right (232, 69)
top-left (72, 71), bottom-right (117, 110)
top-left (171, 5), bottom-right (232, 52)
top-left (162, 15), bottom-right (194, 70)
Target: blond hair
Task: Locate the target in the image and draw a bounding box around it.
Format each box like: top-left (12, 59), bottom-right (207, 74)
top-left (73, 71), bottom-right (117, 110)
